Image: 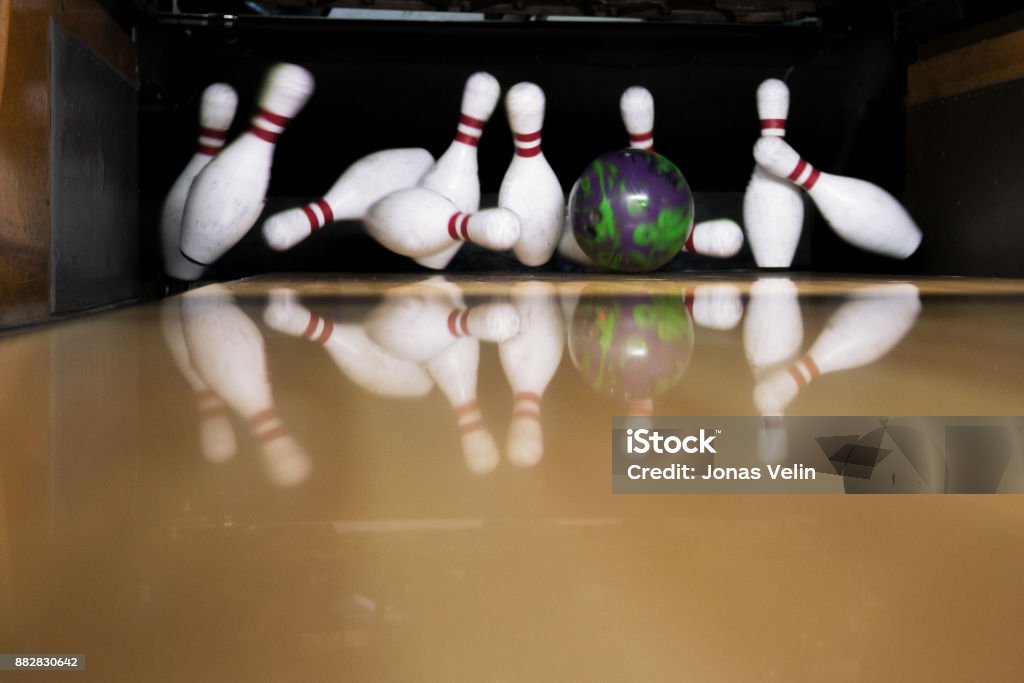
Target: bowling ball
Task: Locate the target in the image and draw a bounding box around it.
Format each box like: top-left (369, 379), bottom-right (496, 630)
top-left (569, 149), bottom-right (694, 272)
top-left (568, 289), bottom-right (695, 402)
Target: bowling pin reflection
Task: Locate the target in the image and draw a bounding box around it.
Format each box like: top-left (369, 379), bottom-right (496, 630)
top-left (181, 286), bottom-right (312, 487)
top-left (754, 284), bottom-right (922, 417)
top-left (159, 298), bottom-right (238, 463)
top-left (499, 282), bottom-right (565, 467)
top-left (365, 277), bottom-right (519, 474)
top-left (263, 289), bottom-right (433, 399)
top-left (743, 278), bottom-right (804, 463)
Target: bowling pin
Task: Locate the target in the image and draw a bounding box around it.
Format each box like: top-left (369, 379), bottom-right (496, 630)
top-left (416, 72), bottom-right (501, 270)
top-left (364, 187), bottom-right (520, 260)
top-left (159, 298), bottom-right (237, 462)
top-left (262, 148), bottom-right (435, 251)
top-left (160, 83), bottom-right (238, 281)
top-left (682, 219), bottom-right (745, 259)
top-left (498, 82), bottom-right (564, 266)
top-left (181, 285), bottom-right (312, 486)
top-left (262, 289), bottom-right (433, 398)
top-left (428, 336), bottom-right (500, 474)
top-left (620, 86), bottom-right (655, 151)
top-left (754, 284), bottom-right (921, 414)
top-left (499, 282), bottom-right (564, 467)
top-left (681, 283), bottom-right (744, 330)
top-left (365, 277), bottom-right (520, 364)
top-left (754, 137), bottom-right (922, 259)
top-left (743, 79), bottom-right (806, 268)
top-left (181, 63), bottom-right (315, 265)
top-left (743, 277), bottom-right (803, 377)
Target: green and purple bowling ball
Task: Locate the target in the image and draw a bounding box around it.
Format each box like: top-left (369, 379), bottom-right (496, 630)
top-left (569, 149), bottom-right (695, 272)
top-left (568, 288), bottom-right (695, 402)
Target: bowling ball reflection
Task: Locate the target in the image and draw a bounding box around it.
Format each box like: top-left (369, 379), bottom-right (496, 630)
top-left (568, 290), bottom-right (694, 402)
top-left (569, 149), bottom-right (694, 272)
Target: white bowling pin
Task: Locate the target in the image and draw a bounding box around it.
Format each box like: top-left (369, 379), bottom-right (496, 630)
top-left (743, 79), bottom-right (805, 268)
top-left (159, 298), bottom-right (237, 462)
top-left (160, 83), bottom-right (238, 281)
top-left (181, 63), bottom-right (315, 265)
top-left (620, 86), bottom-right (655, 151)
top-left (682, 284), bottom-right (744, 330)
top-left (262, 148), bottom-right (435, 251)
top-left (365, 278), bottom-right (519, 364)
top-left (416, 72), bottom-right (501, 270)
top-left (181, 285), bottom-right (312, 486)
top-left (428, 337), bottom-right (500, 475)
top-left (743, 277), bottom-right (803, 377)
top-left (364, 187), bottom-right (520, 259)
top-left (754, 284), bottom-right (921, 414)
top-left (682, 219), bottom-right (745, 258)
top-left (498, 83), bottom-right (564, 266)
top-left (499, 282), bottom-right (564, 467)
top-left (262, 289), bottom-right (433, 398)
top-left (754, 137), bottom-right (922, 259)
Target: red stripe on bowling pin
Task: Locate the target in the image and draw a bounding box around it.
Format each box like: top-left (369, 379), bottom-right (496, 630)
top-left (300, 312), bottom-right (334, 345)
top-left (453, 113), bottom-right (486, 147)
top-left (301, 198), bottom-right (335, 233)
top-left (454, 400), bottom-right (484, 434)
top-left (195, 389), bottom-right (229, 417)
top-left (249, 107), bottom-right (291, 143)
top-left (446, 309), bottom-right (471, 338)
top-left (196, 126), bottom-right (229, 156)
top-left (786, 158), bottom-right (821, 191)
top-left (629, 131), bottom-right (654, 151)
top-left (447, 212), bottom-right (472, 242)
top-left (786, 356), bottom-right (821, 389)
top-left (513, 392), bottom-right (542, 420)
top-left (514, 130), bottom-right (543, 158)
top-left (250, 408), bottom-right (288, 442)
top-left (760, 118), bottom-right (787, 136)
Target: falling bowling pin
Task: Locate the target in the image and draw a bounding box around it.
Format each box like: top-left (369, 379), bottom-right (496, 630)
top-left (753, 137), bottom-right (922, 259)
top-left (499, 82), bottom-right (564, 266)
top-left (161, 83), bottom-right (238, 281)
top-left (682, 219), bottom-right (745, 259)
top-left (416, 72), bottom-right (501, 270)
top-left (364, 187), bottom-right (520, 260)
top-left (743, 79), bottom-right (805, 268)
top-left (181, 63), bottom-right (315, 265)
top-left (262, 148), bottom-right (435, 251)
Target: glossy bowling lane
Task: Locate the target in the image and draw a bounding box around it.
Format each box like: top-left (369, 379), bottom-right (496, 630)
top-left (2, 274), bottom-right (1024, 681)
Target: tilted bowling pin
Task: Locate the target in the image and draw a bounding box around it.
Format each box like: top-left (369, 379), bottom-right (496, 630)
top-left (743, 277), bottom-right (803, 378)
top-left (499, 82), bottom-right (564, 266)
top-left (262, 148), bottom-right (435, 251)
top-left (754, 137), bottom-right (923, 259)
top-left (364, 187), bottom-right (520, 260)
top-left (160, 83), bottom-right (238, 281)
top-left (499, 282), bottom-right (564, 467)
top-left (620, 86), bottom-right (655, 151)
top-left (159, 298), bottom-right (237, 462)
top-left (428, 336), bottom-right (500, 474)
top-left (681, 283), bottom-right (744, 330)
top-left (754, 284), bottom-right (921, 414)
top-left (181, 285), bottom-right (312, 486)
top-left (365, 277), bottom-right (519, 364)
top-left (416, 72), bottom-right (501, 270)
top-left (263, 289), bottom-right (433, 398)
top-left (743, 79), bottom-right (805, 268)
top-left (682, 219), bottom-right (745, 259)
top-left (181, 63), bottom-right (315, 265)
